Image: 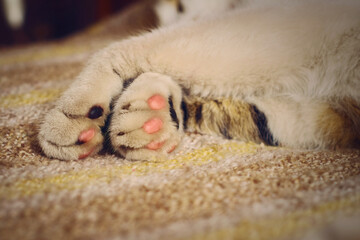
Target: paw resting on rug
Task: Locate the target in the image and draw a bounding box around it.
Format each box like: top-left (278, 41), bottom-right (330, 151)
top-left (38, 72), bottom-right (184, 161)
top-left (39, 0), bottom-right (360, 161)
top-left (108, 73), bottom-right (183, 160)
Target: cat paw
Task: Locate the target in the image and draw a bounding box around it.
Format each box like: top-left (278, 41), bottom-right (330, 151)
top-left (109, 72), bottom-right (184, 160)
top-left (38, 97), bottom-right (109, 160)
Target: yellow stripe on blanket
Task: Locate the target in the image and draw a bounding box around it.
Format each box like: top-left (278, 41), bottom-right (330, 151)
top-left (0, 45), bottom-right (87, 66)
top-left (188, 194), bottom-right (360, 240)
top-left (0, 142), bottom-right (261, 199)
top-left (0, 41), bottom-right (113, 66)
top-left (0, 89), bottom-right (63, 108)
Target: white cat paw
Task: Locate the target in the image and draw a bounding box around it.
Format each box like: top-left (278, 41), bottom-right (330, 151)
top-left (38, 97), bottom-right (109, 160)
top-left (109, 72), bottom-right (184, 160)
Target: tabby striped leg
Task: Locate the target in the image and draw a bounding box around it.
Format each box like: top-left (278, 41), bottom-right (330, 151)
top-left (181, 96), bottom-right (278, 146)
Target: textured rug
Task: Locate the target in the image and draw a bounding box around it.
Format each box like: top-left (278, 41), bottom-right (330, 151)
top-left (1, 2), bottom-right (360, 240)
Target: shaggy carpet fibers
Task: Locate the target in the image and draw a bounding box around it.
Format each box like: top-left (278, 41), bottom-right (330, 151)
top-left (1, 2), bottom-right (359, 240)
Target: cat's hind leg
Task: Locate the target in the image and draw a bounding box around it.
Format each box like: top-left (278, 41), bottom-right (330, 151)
top-left (254, 98), bottom-right (359, 150)
top-left (109, 72), bottom-right (184, 160)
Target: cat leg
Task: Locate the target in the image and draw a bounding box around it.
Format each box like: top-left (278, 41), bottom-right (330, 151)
top-left (38, 52), bottom-right (126, 160)
top-left (182, 96), bottom-right (264, 143)
top-left (109, 72), bottom-right (184, 160)
top-left (183, 96), bottom-right (359, 149)
top-left (38, 38), bottom-right (162, 160)
top-left (253, 98), bottom-right (359, 150)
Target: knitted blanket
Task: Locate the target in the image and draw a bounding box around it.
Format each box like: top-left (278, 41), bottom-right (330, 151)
top-left (1, 3), bottom-right (359, 240)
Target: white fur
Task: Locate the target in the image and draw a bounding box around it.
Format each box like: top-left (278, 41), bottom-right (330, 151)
top-left (39, 0), bottom-right (360, 160)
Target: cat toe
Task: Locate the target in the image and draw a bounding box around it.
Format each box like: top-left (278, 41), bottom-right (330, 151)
top-left (109, 73), bottom-right (184, 160)
top-left (146, 140), bottom-right (165, 150)
top-left (76, 128), bottom-right (103, 159)
top-left (78, 146), bottom-right (98, 160)
top-left (78, 128), bottom-right (96, 143)
top-left (147, 94), bottom-right (166, 110)
top-left (39, 109), bottom-right (104, 160)
top-left (143, 117), bottom-right (163, 134)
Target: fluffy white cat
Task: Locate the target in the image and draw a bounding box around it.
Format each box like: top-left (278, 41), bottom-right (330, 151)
top-left (39, 0), bottom-right (360, 160)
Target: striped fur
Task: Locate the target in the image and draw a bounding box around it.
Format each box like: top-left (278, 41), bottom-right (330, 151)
top-left (174, 96), bottom-right (359, 149)
top-left (180, 96), bottom-right (265, 144)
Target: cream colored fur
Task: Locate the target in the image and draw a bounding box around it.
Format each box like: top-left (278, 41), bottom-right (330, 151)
top-left (39, 0), bottom-right (360, 160)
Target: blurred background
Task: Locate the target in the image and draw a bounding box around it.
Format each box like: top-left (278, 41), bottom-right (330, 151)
top-left (0, 0), bottom-right (139, 48)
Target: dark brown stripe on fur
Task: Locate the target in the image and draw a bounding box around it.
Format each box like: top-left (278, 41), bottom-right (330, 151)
top-left (168, 96), bottom-right (180, 129)
top-left (181, 100), bottom-right (189, 129)
top-left (250, 105), bottom-right (278, 146)
top-left (219, 122), bottom-right (232, 139)
top-left (195, 104), bottom-right (203, 124)
top-left (122, 78), bottom-right (136, 90)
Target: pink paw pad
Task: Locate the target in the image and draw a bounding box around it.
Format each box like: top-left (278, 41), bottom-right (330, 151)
top-left (168, 145), bottom-right (177, 153)
top-left (78, 128), bottom-right (95, 143)
top-left (146, 141), bottom-right (165, 150)
top-left (143, 117), bottom-right (163, 134)
top-left (147, 94), bottom-right (166, 110)
top-left (78, 147), bottom-right (95, 160)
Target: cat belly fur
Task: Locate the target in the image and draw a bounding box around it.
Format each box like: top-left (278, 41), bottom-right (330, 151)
top-left (142, 0), bottom-right (360, 102)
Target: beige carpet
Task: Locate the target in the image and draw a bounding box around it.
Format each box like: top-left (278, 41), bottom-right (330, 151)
top-left (1, 2), bottom-right (360, 240)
